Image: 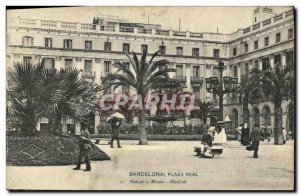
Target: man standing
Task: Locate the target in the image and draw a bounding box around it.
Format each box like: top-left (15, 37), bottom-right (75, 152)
top-left (73, 127), bottom-right (92, 171)
top-left (110, 118), bottom-right (122, 148)
top-left (266, 124), bottom-right (273, 142)
top-left (250, 123), bottom-right (261, 159)
top-left (241, 123), bottom-right (250, 146)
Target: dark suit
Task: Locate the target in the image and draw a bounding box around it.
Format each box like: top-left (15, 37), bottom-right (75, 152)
top-left (241, 127), bottom-right (250, 146)
top-left (110, 119), bottom-right (121, 148)
top-left (250, 127), bottom-right (261, 158)
top-left (74, 129), bottom-right (92, 171)
top-left (202, 133), bottom-right (213, 147)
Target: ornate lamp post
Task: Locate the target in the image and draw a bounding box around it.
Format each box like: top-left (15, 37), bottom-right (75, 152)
top-left (205, 61), bottom-right (238, 121)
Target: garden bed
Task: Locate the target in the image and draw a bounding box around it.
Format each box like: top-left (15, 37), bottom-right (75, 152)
top-left (6, 132), bottom-right (110, 166)
top-left (91, 133), bottom-right (237, 141)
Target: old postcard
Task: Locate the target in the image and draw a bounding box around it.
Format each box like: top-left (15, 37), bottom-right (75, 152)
top-left (6, 6), bottom-right (295, 191)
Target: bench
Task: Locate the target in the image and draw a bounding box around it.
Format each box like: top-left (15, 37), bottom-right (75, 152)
top-left (194, 145), bottom-right (223, 158)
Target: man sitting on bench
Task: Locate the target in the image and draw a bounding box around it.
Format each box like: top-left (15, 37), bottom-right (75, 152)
top-left (197, 130), bottom-right (213, 157)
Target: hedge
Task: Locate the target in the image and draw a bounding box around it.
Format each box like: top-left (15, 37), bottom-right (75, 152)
top-left (91, 133), bottom-right (237, 141)
top-left (6, 132), bottom-right (110, 166)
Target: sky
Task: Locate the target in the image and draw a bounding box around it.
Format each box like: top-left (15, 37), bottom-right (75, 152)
top-left (7, 6), bottom-right (292, 34)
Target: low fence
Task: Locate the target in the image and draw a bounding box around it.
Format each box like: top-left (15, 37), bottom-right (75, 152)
top-left (91, 133), bottom-right (237, 141)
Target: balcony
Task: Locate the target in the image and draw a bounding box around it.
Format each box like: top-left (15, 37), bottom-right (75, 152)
top-left (119, 26), bottom-right (134, 33)
top-left (191, 76), bottom-right (203, 84)
top-left (155, 29), bottom-right (169, 36)
top-left (190, 32), bottom-right (203, 38)
top-left (138, 28), bottom-right (152, 34)
top-left (82, 71), bottom-right (95, 79)
top-left (174, 31), bottom-right (186, 37)
top-left (100, 25), bottom-right (115, 32)
top-left (175, 75), bottom-right (186, 82)
top-left (252, 23), bottom-right (260, 30)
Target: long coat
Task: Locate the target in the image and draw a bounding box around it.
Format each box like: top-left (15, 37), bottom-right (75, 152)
top-left (241, 127), bottom-right (250, 145)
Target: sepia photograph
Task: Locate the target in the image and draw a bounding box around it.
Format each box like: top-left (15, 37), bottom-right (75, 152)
top-left (5, 6), bottom-right (295, 191)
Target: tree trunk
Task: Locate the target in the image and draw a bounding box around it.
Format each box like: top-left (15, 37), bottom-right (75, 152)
top-left (242, 94), bottom-right (249, 125)
top-left (274, 100), bottom-right (284, 145)
top-left (138, 110), bottom-right (148, 145)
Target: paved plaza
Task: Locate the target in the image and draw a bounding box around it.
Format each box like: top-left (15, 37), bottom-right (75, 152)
top-left (7, 139), bottom-right (294, 190)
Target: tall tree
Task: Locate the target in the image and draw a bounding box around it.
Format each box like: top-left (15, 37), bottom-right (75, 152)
top-left (7, 63), bottom-right (101, 135)
top-left (190, 101), bottom-right (219, 125)
top-left (7, 63), bottom-right (45, 135)
top-left (235, 76), bottom-right (250, 124)
top-left (103, 50), bottom-right (176, 145)
top-left (248, 63), bottom-right (294, 144)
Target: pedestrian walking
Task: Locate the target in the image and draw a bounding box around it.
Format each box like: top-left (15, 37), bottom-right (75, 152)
top-left (260, 123), bottom-right (267, 141)
top-left (250, 123), bottom-right (261, 159)
top-left (282, 127), bottom-right (287, 144)
top-left (110, 117), bottom-right (122, 148)
top-left (241, 123), bottom-right (250, 146)
top-left (266, 124), bottom-right (273, 142)
top-left (73, 127), bottom-right (92, 172)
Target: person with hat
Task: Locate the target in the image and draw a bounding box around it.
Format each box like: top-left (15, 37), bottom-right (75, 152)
top-left (241, 123), bottom-right (250, 146)
top-left (73, 126), bottom-right (92, 172)
top-left (250, 123), bottom-right (261, 158)
top-left (266, 124), bottom-right (273, 142)
top-left (260, 123), bottom-right (267, 141)
top-left (199, 129), bottom-right (213, 157)
top-left (110, 117), bottom-right (122, 148)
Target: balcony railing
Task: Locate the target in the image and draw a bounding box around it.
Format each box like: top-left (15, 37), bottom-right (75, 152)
top-left (175, 75), bottom-right (186, 82)
top-left (243, 27), bottom-right (251, 34)
top-left (191, 76), bottom-right (203, 84)
top-left (41, 20), bottom-right (57, 27)
top-left (82, 71), bottom-right (95, 79)
top-left (262, 18), bottom-right (271, 26)
top-left (100, 25), bottom-right (115, 32)
top-left (174, 31), bottom-right (186, 37)
top-left (155, 30), bottom-right (169, 35)
top-left (119, 26), bottom-right (134, 33)
top-left (81, 23), bottom-right (96, 30)
top-left (252, 23), bottom-right (260, 30)
top-left (8, 9), bottom-right (294, 40)
top-left (138, 28), bottom-right (152, 34)
top-left (19, 18), bottom-right (36, 26)
top-left (190, 32), bottom-right (203, 38)
top-left (61, 22), bottom-right (77, 29)
top-left (274, 13), bottom-right (283, 22)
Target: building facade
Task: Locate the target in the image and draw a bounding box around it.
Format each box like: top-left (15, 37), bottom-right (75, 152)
top-left (6, 7), bottom-right (295, 134)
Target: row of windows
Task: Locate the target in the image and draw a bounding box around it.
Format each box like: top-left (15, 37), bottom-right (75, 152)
top-left (232, 28), bottom-right (294, 56)
top-left (23, 51), bottom-right (293, 79)
top-left (22, 36), bottom-right (221, 58)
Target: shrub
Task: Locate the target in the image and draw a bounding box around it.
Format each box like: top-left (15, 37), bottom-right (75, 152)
top-left (6, 131), bottom-right (110, 166)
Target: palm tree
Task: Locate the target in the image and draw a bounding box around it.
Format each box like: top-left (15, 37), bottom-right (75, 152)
top-left (248, 63), bottom-right (294, 144)
top-left (191, 101), bottom-right (219, 125)
top-left (103, 50), bottom-right (177, 145)
top-left (7, 63), bottom-right (101, 135)
top-left (47, 67), bottom-right (102, 134)
top-left (7, 63), bottom-right (45, 135)
top-left (235, 76), bottom-right (250, 124)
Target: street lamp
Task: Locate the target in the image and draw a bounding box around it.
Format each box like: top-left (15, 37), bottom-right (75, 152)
top-left (205, 61), bottom-right (238, 121)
